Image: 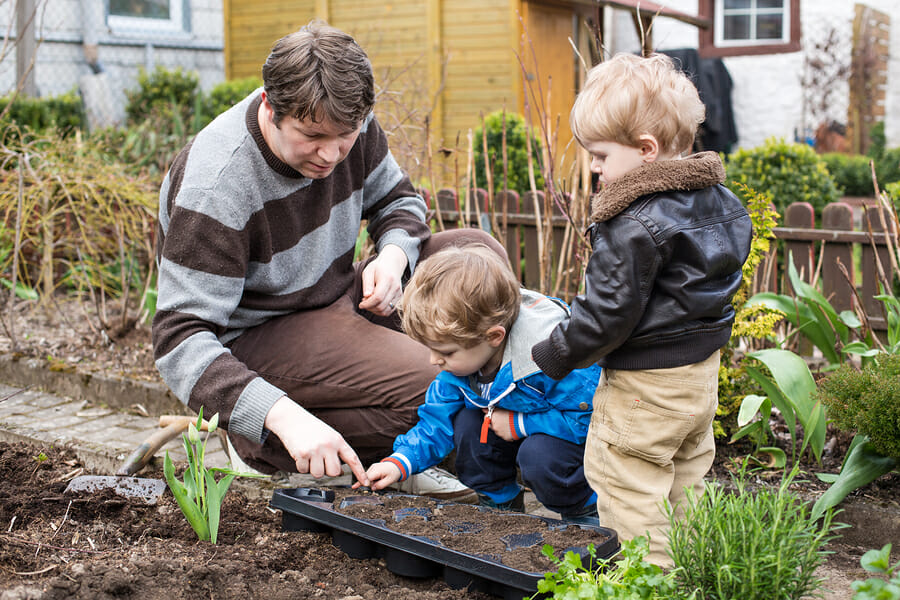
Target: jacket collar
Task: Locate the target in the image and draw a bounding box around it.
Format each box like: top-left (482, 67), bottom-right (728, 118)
top-left (590, 151), bottom-right (726, 223)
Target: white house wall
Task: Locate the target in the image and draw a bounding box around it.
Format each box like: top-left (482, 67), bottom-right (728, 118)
top-left (0, 0), bottom-right (225, 126)
top-left (608, 0), bottom-right (900, 151)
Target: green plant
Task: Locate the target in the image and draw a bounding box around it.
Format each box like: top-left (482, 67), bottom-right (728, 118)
top-left (125, 65), bottom-right (200, 126)
top-left (0, 90), bottom-right (86, 139)
top-left (733, 347), bottom-right (826, 466)
top-left (667, 467), bottom-right (840, 600)
top-left (748, 255), bottom-right (862, 367)
top-left (875, 148), bottom-right (900, 190)
top-left (531, 536), bottom-right (689, 600)
top-left (163, 409), bottom-right (264, 543)
top-left (472, 110), bottom-right (544, 195)
top-left (812, 434), bottom-right (898, 520)
top-left (724, 137), bottom-right (841, 217)
top-left (820, 152), bottom-right (875, 197)
top-left (852, 544), bottom-right (900, 600)
top-left (716, 183), bottom-right (783, 438)
top-left (816, 353), bottom-right (900, 459)
top-left (197, 76), bottom-right (262, 129)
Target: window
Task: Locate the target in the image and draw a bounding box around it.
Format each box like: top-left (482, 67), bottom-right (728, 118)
top-left (107, 0), bottom-right (186, 35)
top-left (699, 0), bottom-right (800, 57)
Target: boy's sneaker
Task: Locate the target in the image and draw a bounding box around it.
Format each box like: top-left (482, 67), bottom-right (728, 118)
top-left (560, 503), bottom-right (601, 527)
top-left (477, 489), bottom-right (526, 512)
top-left (390, 467), bottom-right (478, 502)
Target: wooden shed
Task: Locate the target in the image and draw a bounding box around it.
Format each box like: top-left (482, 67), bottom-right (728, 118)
top-left (224, 0), bottom-right (599, 183)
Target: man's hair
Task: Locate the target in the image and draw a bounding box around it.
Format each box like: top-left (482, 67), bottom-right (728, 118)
top-left (401, 244), bottom-right (521, 348)
top-left (261, 20), bottom-right (374, 127)
top-left (571, 53), bottom-right (704, 156)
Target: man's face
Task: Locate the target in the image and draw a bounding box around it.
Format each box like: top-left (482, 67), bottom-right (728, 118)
top-left (260, 93), bottom-right (361, 179)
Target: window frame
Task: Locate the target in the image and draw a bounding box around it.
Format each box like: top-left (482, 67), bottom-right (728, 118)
top-left (698, 0), bottom-right (801, 57)
top-left (106, 0), bottom-right (187, 36)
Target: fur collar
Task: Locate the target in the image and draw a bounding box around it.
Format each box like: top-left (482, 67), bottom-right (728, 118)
top-left (590, 151), bottom-right (726, 223)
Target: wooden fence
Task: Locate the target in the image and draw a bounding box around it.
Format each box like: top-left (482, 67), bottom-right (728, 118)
top-left (423, 190), bottom-right (899, 332)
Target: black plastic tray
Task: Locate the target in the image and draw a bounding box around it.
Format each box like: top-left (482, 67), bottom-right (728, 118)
top-left (270, 487), bottom-right (619, 599)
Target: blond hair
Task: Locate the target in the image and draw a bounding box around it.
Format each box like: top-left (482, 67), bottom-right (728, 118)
top-left (401, 244), bottom-right (520, 348)
top-left (571, 53), bottom-right (704, 156)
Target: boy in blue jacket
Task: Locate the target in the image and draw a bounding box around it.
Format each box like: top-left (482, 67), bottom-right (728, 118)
top-left (357, 244), bottom-right (602, 523)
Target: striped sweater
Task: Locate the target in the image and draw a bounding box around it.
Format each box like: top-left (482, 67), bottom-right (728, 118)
top-left (152, 90), bottom-right (430, 445)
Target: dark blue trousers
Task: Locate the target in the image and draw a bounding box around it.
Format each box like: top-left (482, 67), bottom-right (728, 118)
top-left (452, 408), bottom-right (594, 515)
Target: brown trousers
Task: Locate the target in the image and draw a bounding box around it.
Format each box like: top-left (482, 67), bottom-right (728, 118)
top-left (227, 229), bottom-right (507, 473)
top-left (584, 351), bottom-right (720, 566)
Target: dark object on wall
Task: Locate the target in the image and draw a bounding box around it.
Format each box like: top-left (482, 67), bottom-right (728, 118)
top-left (661, 48), bottom-right (739, 154)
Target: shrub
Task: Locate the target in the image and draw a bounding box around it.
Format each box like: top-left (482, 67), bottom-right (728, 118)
top-left (668, 468), bottom-right (840, 600)
top-left (197, 76), bottom-right (261, 129)
top-left (472, 110), bottom-right (544, 195)
top-left (724, 137), bottom-right (841, 217)
top-left (875, 148), bottom-right (900, 190)
top-left (125, 65), bottom-right (199, 126)
top-left (815, 353), bottom-right (900, 459)
top-left (0, 90), bottom-right (86, 138)
top-left (820, 152), bottom-right (875, 196)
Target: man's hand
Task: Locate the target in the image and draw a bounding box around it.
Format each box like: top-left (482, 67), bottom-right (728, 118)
top-left (264, 396), bottom-right (370, 486)
top-left (352, 461), bottom-right (401, 491)
top-left (358, 244), bottom-right (408, 316)
top-left (487, 407), bottom-right (517, 442)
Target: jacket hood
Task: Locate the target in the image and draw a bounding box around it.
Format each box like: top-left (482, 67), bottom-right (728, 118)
top-left (591, 151), bottom-right (726, 223)
top-left (502, 289), bottom-right (568, 381)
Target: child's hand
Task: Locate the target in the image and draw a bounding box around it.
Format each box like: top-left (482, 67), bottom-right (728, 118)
top-left (358, 461), bottom-right (402, 491)
top-left (488, 407), bottom-right (517, 442)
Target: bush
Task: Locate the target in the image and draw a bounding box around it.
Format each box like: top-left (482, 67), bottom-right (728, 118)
top-left (875, 147), bottom-right (900, 189)
top-left (0, 90), bottom-right (86, 138)
top-left (668, 468), bottom-right (840, 600)
top-left (473, 110), bottom-right (544, 195)
top-left (820, 152), bottom-right (875, 196)
top-left (725, 137), bottom-right (841, 217)
top-left (125, 65), bottom-right (199, 126)
top-left (197, 76), bottom-right (261, 129)
top-left (815, 354), bottom-right (900, 459)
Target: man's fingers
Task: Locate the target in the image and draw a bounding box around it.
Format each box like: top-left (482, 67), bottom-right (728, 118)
top-left (340, 446), bottom-right (369, 487)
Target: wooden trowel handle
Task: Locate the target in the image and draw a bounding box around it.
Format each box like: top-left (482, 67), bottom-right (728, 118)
top-left (116, 421), bottom-right (190, 476)
top-left (158, 415), bottom-right (211, 431)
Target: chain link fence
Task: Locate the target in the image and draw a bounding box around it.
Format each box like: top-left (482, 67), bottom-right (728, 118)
top-left (1, 0), bottom-right (225, 130)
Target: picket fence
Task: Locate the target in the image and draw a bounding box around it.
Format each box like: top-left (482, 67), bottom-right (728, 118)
top-left (423, 189), bottom-right (899, 332)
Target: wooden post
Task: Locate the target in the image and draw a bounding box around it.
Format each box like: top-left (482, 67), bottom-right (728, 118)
top-left (822, 202), bottom-right (854, 312)
top-left (783, 202), bottom-right (816, 294)
top-left (17, 0), bottom-right (37, 97)
top-left (862, 205), bottom-right (894, 329)
top-left (520, 191), bottom-right (542, 290)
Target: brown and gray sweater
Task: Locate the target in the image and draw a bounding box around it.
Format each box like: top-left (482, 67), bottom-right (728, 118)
top-left (152, 90), bottom-right (430, 444)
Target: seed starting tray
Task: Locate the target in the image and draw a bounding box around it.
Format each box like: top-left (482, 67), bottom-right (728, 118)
top-left (270, 487), bottom-right (619, 599)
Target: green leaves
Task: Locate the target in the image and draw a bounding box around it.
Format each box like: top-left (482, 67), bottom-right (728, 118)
top-left (811, 435), bottom-right (899, 521)
top-left (851, 544), bottom-right (900, 600)
top-left (163, 409), bottom-right (262, 543)
top-left (532, 536), bottom-right (688, 600)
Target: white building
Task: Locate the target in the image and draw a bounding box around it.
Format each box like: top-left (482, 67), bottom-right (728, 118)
top-left (0, 0), bottom-right (224, 127)
top-left (603, 0), bottom-right (899, 151)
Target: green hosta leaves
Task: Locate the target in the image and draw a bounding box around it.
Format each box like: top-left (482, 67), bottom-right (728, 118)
top-left (812, 435), bottom-right (899, 521)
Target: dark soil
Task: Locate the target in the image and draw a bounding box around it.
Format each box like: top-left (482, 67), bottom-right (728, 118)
top-left (0, 441), bottom-right (495, 600)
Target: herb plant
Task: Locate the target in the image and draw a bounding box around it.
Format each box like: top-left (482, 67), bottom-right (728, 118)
top-left (531, 536), bottom-right (690, 600)
top-left (853, 544), bottom-right (900, 600)
top-left (164, 409), bottom-right (264, 543)
top-left (667, 467), bottom-right (840, 600)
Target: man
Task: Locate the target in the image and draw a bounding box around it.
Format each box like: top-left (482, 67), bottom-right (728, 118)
top-left (152, 21), bottom-right (503, 498)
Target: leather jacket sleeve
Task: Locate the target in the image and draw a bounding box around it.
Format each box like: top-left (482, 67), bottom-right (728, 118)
top-left (533, 214), bottom-right (659, 380)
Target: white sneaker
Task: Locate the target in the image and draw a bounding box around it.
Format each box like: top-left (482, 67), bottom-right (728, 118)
top-left (389, 466), bottom-right (477, 502)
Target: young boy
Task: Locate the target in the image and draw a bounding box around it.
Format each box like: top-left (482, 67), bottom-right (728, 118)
top-left (531, 53), bottom-right (753, 565)
top-left (357, 244), bottom-right (603, 524)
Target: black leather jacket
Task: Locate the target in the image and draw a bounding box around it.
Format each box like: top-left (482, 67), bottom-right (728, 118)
top-left (532, 152), bottom-right (752, 380)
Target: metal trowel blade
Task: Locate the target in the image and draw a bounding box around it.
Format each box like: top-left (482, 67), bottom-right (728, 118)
top-left (65, 475), bottom-right (168, 505)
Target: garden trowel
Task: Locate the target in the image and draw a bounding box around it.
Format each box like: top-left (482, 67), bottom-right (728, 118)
top-left (64, 415), bottom-right (210, 505)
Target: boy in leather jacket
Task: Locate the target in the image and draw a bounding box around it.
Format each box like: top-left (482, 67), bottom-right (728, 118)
top-left (531, 53), bottom-right (753, 564)
top-left (357, 244), bottom-right (603, 524)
